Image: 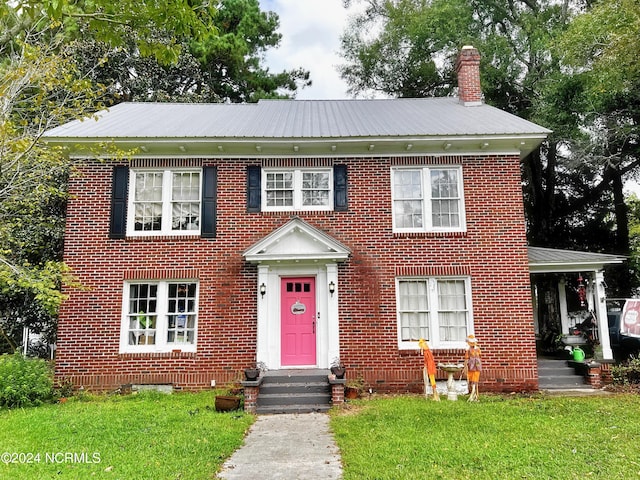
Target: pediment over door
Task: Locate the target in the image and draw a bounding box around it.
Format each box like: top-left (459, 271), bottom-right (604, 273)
top-left (243, 217), bottom-right (351, 264)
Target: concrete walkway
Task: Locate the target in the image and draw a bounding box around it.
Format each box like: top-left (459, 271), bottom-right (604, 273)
top-left (217, 413), bottom-right (343, 480)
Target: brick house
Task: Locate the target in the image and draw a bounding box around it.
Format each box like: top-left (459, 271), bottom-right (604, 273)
top-left (45, 46), bottom-right (552, 394)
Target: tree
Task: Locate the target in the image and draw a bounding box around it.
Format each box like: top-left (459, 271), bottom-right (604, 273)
top-left (554, 0), bottom-right (640, 254)
top-left (1, 0), bottom-right (212, 353)
top-left (340, 0), bottom-right (475, 98)
top-left (340, 0), bottom-right (570, 115)
top-left (339, 1), bottom-right (640, 283)
top-left (191, 0), bottom-right (310, 102)
top-left (71, 0), bottom-right (311, 103)
top-left (8, 0), bottom-right (217, 64)
top-left (627, 194), bottom-right (640, 293)
top-left (0, 35), bottom-right (105, 353)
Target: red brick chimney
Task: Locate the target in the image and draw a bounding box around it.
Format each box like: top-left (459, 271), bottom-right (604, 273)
top-left (455, 46), bottom-right (482, 105)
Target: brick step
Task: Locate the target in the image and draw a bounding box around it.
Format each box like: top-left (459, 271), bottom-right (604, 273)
top-left (539, 382), bottom-right (592, 390)
top-left (537, 358), bottom-right (574, 371)
top-left (256, 369), bottom-right (332, 414)
top-left (258, 392), bottom-right (331, 406)
top-left (255, 404), bottom-right (331, 415)
top-left (261, 370), bottom-right (330, 384)
top-left (538, 368), bottom-right (582, 378)
top-left (537, 358), bottom-right (592, 390)
top-left (259, 382), bottom-right (330, 395)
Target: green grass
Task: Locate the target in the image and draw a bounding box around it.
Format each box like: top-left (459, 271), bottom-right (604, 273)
top-left (330, 394), bottom-right (640, 480)
top-left (0, 391), bottom-right (253, 479)
top-left (4, 390), bottom-right (640, 480)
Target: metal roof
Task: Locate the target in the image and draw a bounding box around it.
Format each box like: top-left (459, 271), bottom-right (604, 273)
top-left (528, 246), bottom-right (625, 273)
top-left (43, 98), bottom-right (551, 158)
top-left (44, 98), bottom-right (550, 139)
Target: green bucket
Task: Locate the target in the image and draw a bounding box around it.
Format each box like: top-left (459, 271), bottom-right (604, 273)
top-left (572, 347), bottom-right (585, 362)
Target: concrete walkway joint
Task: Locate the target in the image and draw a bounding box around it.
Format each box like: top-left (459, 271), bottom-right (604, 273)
top-left (217, 413), bottom-right (343, 480)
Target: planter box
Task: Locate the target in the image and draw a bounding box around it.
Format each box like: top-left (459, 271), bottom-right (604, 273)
top-left (345, 387), bottom-right (360, 399)
top-left (215, 395), bottom-right (241, 412)
top-left (244, 368), bottom-right (261, 381)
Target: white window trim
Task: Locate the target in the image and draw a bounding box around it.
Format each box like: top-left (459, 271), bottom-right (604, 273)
top-left (119, 280), bottom-right (199, 353)
top-left (127, 168), bottom-right (202, 237)
top-left (391, 166), bottom-right (466, 233)
top-left (262, 167), bottom-right (333, 212)
top-left (396, 276), bottom-right (473, 350)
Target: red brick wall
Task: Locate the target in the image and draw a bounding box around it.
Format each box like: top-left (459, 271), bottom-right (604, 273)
top-left (456, 46), bottom-right (482, 104)
top-left (56, 154), bottom-right (538, 393)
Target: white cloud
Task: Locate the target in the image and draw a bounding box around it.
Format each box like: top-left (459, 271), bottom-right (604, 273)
top-left (258, 0), bottom-right (355, 99)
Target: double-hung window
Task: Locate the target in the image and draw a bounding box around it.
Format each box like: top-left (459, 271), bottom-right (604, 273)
top-left (392, 166), bottom-right (465, 232)
top-left (263, 168), bottom-right (332, 211)
top-left (396, 277), bottom-right (472, 349)
top-left (128, 170), bottom-right (201, 235)
top-left (121, 281), bottom-right (198, 353)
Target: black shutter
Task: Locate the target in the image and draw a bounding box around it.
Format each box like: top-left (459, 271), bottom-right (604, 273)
top-left (334, 164), bottom-right (348, 211)
top-left (247, 165), bottom-right (261, 212)
top-left (109, 165), bottom-right (129, 239)
top-left (201, 166), bottom-right (217, 238)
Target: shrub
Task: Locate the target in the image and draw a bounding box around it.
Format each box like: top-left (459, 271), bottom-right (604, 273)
top-left (611, 355), bottom-right (640, 385)
top-left (0, 353), bottom-right (54, 408)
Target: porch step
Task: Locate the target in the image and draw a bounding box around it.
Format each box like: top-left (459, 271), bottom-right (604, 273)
top-left (256, 369), bottom-right (331, 414)
top-left (537, 358), bottom-right (593, 390)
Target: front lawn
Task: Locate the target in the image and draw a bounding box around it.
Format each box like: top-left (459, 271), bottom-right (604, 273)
top-left (0, 391), bottom-right (253, 479)
top-left (330, 394), bottom-right (640, 480)
top-left (4, 389), bottom-right (640, 480)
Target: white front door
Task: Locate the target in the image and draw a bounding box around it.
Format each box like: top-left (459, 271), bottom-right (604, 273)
top-left (256, 264), bottom-right (339, 370)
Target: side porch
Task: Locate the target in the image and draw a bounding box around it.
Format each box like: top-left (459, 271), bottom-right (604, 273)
top-left (529, 247), bottom-right (625, 389)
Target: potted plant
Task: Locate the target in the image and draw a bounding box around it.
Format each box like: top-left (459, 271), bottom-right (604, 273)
top-left (345, 376), bottom-right (365, 399)
top-left (214, 394), bottom-right (241, 412)
top-left (244, 361), bottom-right (267, 381)
top-left (215, 380), bottom-right (243, 412)
top-left (330, 357), bottom-right (346, 379)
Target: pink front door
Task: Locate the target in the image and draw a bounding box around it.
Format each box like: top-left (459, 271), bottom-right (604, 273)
top-left (281, 277), bottom-right (316, 366)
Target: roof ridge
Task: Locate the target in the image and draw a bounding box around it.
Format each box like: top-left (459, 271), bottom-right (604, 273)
top-left (257, 97), bottom-right (455, 103)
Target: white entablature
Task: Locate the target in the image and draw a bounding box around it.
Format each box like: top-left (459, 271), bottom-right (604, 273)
top-left (243, 216), bottom-right (351, 264)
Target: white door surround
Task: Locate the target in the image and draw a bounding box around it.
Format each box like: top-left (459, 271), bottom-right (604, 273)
top-left (243, 217), bottom-right (350, 369)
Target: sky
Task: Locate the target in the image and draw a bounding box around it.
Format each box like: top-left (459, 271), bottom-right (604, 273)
top-left (258, 0), bottom-right (358, 100)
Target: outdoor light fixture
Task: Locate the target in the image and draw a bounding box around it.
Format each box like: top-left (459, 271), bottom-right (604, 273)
top-left (328, 281), bottom-right (336, 296)
top-left (259, 283), bottom-right (266, 297)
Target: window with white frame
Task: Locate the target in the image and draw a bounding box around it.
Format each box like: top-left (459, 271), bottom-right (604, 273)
top-left (129, 169), bottom-right (201, 235)
top-left (396, 277), bottom-right (472, 349)
top-left (263, 168), bottom-right (332, 211)
top-left (392, 166), bottom-right (465, 232)
top-left (121, 281), bottom-right (198, 353)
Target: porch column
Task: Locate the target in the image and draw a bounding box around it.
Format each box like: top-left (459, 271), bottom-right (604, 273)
top-left (531, 282), bottom-right (539, 335)
top-left (558, 278), bottom-right (569, 334)
top-left (586, 272), bottom-right (595, 313)
top-left (594, 270), bottom-right (613, 360)
top-left (256, 264), bottom-right (270, 365)
top-left (326, 263), bottom-right (340, 367)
